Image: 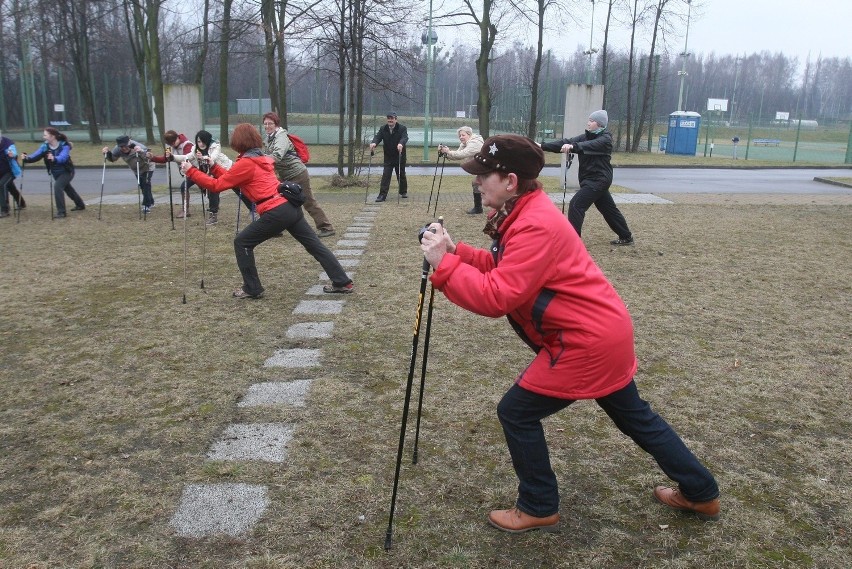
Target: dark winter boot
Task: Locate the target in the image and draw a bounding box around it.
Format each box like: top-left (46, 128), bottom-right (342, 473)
top-left (466, 191), bottom-right (483, 214)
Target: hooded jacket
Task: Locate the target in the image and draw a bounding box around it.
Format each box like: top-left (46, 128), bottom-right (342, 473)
top-left (429, 189), bottom-right (636, 400)
top-left (23, 140), bottom-right (74, 178)
top-left (185, 149), bottom-right (285, 215)
top-left (542, 130), bottom-right (613, 192)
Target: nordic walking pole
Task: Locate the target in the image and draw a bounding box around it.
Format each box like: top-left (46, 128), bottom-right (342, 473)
top-left (364, 150), bottom-right (374, 204)
top-left (431, 155), bottom-right (447, 218)
top-left (396, 151), bottom-right (402, 205)
top-left (181, 173), bottom-right (189, 304)
top-left (235, 189), bottom-right (243, 236)
top-left (97, 152), bottom-right (107, 220)
top-left (15, 163), bottom-right (25, 224)
top-left (426, 150), bottom-right (442, 213)
top-left (135, 152), bottom-right (143, 220)
top-left (561, 153), bottom-right (573, 215)
top-left (167, 146), bottom-right (175, 230)
top-left (47, 160), bottom-right (54, 221)
top-left (199, 187), bottom-right (208, 291)
top-left (384, 217), bottom-right (443, 551)
top-left (412, 216), bottom-right (443, 464)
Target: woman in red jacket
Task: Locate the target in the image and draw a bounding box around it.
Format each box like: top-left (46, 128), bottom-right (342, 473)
top-left (420, 134), bottom-right (719, 533)
top-left (181, 123), bottom-right (353, 299)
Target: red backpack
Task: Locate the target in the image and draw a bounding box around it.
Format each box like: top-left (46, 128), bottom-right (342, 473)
top-left (287, 133), bottom-right (310, 164)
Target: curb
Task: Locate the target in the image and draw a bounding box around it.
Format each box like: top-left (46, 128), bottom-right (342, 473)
top-left (813, 176), bottom-right (852, 188)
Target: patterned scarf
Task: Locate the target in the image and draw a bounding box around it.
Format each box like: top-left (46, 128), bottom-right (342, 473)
top-left (483, 195), bottom-right (522, 239)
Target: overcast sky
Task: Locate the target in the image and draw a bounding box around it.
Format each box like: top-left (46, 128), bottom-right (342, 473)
top-left (518, 0), bottom-right (852, 66)
top-left (677, 0), bottom-right (851, 61)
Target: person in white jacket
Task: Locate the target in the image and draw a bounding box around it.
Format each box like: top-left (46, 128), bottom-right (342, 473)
top-left (439, 126), bottom-right (485, 214)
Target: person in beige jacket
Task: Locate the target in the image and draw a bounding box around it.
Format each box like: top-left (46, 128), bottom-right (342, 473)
top-left (438, 126), bottom-right (485, 214)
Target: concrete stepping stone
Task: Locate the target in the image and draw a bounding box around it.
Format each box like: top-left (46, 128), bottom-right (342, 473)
top-left (286, 321), bottom-right (334, 338)
top-left (343, 233), bottom-right (370, 239)
top-left (336, 239), bottom-right (368, 247)
top-left (333, 249), bottom-right (364, 256)
top-left (206, 423), bottom-right (294, 462)
top-left (293, 300), bottom-right (346, 315)
top-left (170, 483), bottom-right (269, 537)
top-left (238, 380), bottom-right (313, 407)
top-left (263, 347), bottom-right (322, 367)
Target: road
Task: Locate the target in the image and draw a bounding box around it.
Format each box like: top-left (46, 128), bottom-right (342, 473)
top-left (14, 166), bottom-right (852, 197)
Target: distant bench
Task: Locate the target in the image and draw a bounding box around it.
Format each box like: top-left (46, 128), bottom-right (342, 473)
top-left (49, 120), bottom-right (72, 127)
top-left (753, 138), bottom-right (781, 147)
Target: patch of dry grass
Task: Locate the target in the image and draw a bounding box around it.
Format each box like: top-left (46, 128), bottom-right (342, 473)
top-left (1, 180), bottom-right (850, 568)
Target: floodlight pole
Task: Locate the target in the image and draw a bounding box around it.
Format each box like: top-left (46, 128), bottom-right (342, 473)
top-left (677, 0), bottom-right (692, 111)
top-left (730, 55), bottom-right (741, 126)
top-left (584, 0), bottom-right (596, 84)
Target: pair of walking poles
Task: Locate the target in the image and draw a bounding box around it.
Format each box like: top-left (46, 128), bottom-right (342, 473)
top-left (362, 150), bottom-right (410, 205)
top-left (426, 152), bottom-right (447, 217)
top-left (8, 162), bottom-right (26, 223)
top-left (96, 152), bottom-right (149, 222)
top-left (384, 217), bottom-right (443, 551)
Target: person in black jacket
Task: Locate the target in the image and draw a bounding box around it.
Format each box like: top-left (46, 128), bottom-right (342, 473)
top-left (541, 110), bottom-right (633, 245)
top-left (369, 112), bottom-right (408, 202)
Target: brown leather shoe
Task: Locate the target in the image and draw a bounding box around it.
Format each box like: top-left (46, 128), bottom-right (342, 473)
top-left (488, 507), bottom-right (560, 533)
top-left (653, 486), bottom-right (720, 521)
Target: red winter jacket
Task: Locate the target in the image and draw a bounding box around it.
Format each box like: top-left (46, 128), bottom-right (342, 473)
top-left (430, 189), bottom-right (636, 400)
top-left (185, 151), bottom-right (285, 215)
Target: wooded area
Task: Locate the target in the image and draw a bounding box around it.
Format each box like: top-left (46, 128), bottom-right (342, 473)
top-left (1, 0), bottom-right (849, 167)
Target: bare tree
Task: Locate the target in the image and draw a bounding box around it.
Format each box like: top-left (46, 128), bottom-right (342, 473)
top-left (442, 0), bottom-right (502, 137)
top-left (631, 0), bottom-right (674, 152)
top-left (123, 0), bottom-right (166, 143)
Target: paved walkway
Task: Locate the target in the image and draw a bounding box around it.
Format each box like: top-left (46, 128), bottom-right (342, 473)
top-left (169, 207), bottom-right (376, 537)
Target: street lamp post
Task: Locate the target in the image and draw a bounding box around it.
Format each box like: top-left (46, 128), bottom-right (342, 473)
top-left (730, 55), bottom-right (741, 126)
top-left (676, 0), bottom-right (692, 111)
top-left (584, 0), bottom-right (597, 84)
top-left (422, 0), bottom-right (437, 161)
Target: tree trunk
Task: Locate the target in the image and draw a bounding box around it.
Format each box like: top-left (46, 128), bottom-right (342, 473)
top-left (526, 0), bottom-right (545, 139)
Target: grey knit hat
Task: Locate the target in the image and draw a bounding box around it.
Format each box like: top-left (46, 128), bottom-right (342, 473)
top-left (589, 110), bottom-right (608, 128)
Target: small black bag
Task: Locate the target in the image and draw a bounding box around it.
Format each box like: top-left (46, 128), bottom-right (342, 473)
top-left (278, 181), bottom-right (305, 207)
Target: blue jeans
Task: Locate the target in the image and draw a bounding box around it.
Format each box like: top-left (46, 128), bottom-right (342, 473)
top-left (234, 202), bottom-right (351, 296)
top-left (497, 380), bottom-right (718, 517)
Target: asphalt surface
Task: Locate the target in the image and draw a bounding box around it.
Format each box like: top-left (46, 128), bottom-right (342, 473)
top-left (12, 165), bottom-right (852, 198)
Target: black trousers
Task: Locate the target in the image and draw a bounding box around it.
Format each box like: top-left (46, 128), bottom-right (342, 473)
top-left (0, 173), bottom-right (26, 212)
top-left (234, 202), bottom-right (351, 296)
top-left (379, 159), bottom-right (407, 196)
top-left (568, 182), bottom-right (632, 239)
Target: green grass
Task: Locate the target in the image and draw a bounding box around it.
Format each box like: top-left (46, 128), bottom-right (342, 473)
top-left (0, 178), bottom-right (850, 568)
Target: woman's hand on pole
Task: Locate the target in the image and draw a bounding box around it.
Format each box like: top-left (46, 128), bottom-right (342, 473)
top-left (180, 161), bottom-right (192, 175)
top-left (420, 223), bottom-right (455, 269)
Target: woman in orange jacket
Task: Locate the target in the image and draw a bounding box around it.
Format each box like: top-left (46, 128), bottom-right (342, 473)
top-left (181, 123), bottom-right (353, 299)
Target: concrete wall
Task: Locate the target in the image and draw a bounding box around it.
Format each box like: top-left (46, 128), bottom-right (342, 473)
top-left (561, 84), bottom-right (604, 189)
top-left (162, 84), bottom-right (203, 185)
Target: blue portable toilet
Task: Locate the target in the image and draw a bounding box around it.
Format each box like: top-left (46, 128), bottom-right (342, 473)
top-left (665, 111), bottom-right (701, 155)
